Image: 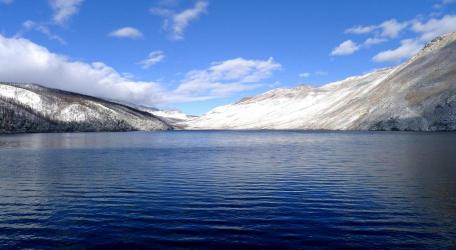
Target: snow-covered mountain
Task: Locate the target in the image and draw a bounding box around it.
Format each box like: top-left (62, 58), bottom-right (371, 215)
top-left (0, 83), bottom-right (171, 133)
top-left (133, 106), bottom-right (195, 124)
top-left (109, 102), bottom-right (195, 128)
top-left (148, 110), bottom-right (195, 122)
top-left (184, 32), bottom-right (456, 131)
top-left (2, 33), bottom-right (456, 133)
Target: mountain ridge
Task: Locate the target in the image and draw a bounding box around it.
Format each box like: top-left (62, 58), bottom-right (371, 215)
top-left (1, 32), bottom-right (456, 133)
top-left (0, 82), bottom-right (172, 133)
top-left (183, 32), bottom-right (456, 131)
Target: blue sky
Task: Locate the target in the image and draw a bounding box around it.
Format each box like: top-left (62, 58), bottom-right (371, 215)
top-left (0, 0), bottom-right (456, 114)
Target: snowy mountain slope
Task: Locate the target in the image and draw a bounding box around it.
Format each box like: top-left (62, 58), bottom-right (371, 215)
top-left (0, 83), bottom-right (171, 133)
top-left (108, 102), bottom-right (195, 128)
top-left (148, 110), bottom-right (195, 122)
top-left (132, 105), bottom-right (195, 125)
top-left (184, 32), bottom-right (456, 131)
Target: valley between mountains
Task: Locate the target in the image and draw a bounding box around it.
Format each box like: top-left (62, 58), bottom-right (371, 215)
top-left (1, 32), bottom-right (456, 133)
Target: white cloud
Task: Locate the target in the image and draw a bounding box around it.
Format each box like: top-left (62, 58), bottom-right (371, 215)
top-left (363, 37), bottom-right (387, 46)
top-left (345, 25), bottom-right (376, 35)
top-left (379, 19), bottom-right (408, 38)
top-left (209, 58), bottom-right (280, 82)
top-left (331, 40), bottom-right (360, 56)
top-left (138, 51), bottom-right (165, 69)
top-left (151, 0), bottom-right (209, 40)
top-left (335, 10), bottom-right (456, 61)
top-left (345, 19), bottom-right (408, 39)
top-left (49, 0), bottom-right (83, 25)
top-left (0, 34), bottom-right (165, 105)
top-left (337, 19), bottom-right (409, 56)
top-left (150, 7), bottom-right (174, 16)
top-left (171, 1), bottom-right (208, 39)
top-left (175, 57), bottom-right (281, 97)
top-left (434, 0), bottom-right (456, 9)
top-left (0, 35), bottom-right (280, 105)
top-left (412, 15), bottom-right (456, 41)
top-left (340, 14), bottom-right (456, 60)
top-left (373, 39), bottom-right (423, 63)
top-left (13, 0), bottom-right (83, 42)
top-left (109, 27), bottom-right (143, 39)
top-left (20, 20), bottom-right (66, 45)
top-left (299, 72), bottom-right (310, 78)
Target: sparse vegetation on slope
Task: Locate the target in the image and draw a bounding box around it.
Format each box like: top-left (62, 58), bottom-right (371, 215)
top-left (0, 83), bottom-right (172, 133)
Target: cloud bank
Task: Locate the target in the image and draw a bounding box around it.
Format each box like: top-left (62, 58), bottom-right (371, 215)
top-left (0, 35), bottom-right (280, 106)
top-left (175, 57), bottom-right (281, 99)
top-left (336, 14), bottom-right (456, 63)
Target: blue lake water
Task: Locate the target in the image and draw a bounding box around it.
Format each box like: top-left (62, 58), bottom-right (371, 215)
top-left (0, 131), bottom-right (455, 249)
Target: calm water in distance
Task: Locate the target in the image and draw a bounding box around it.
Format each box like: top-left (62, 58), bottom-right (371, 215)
top-left (0, 131), bottom-right (455, 249)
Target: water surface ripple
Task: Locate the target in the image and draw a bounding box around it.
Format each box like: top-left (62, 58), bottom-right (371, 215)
top-left (0, 131), bottom-right (455, 249)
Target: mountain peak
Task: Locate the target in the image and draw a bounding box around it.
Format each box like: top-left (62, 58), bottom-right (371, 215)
top-left (415, 32), bottom-right (456, 59)
top-left (184, 33), bottom-right (456, 131)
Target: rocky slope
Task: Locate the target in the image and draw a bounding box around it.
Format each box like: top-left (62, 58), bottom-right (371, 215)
top-left (0, 83), bottom-right (171, 133)
top-left (184, 32), bottom-right (456, 131)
